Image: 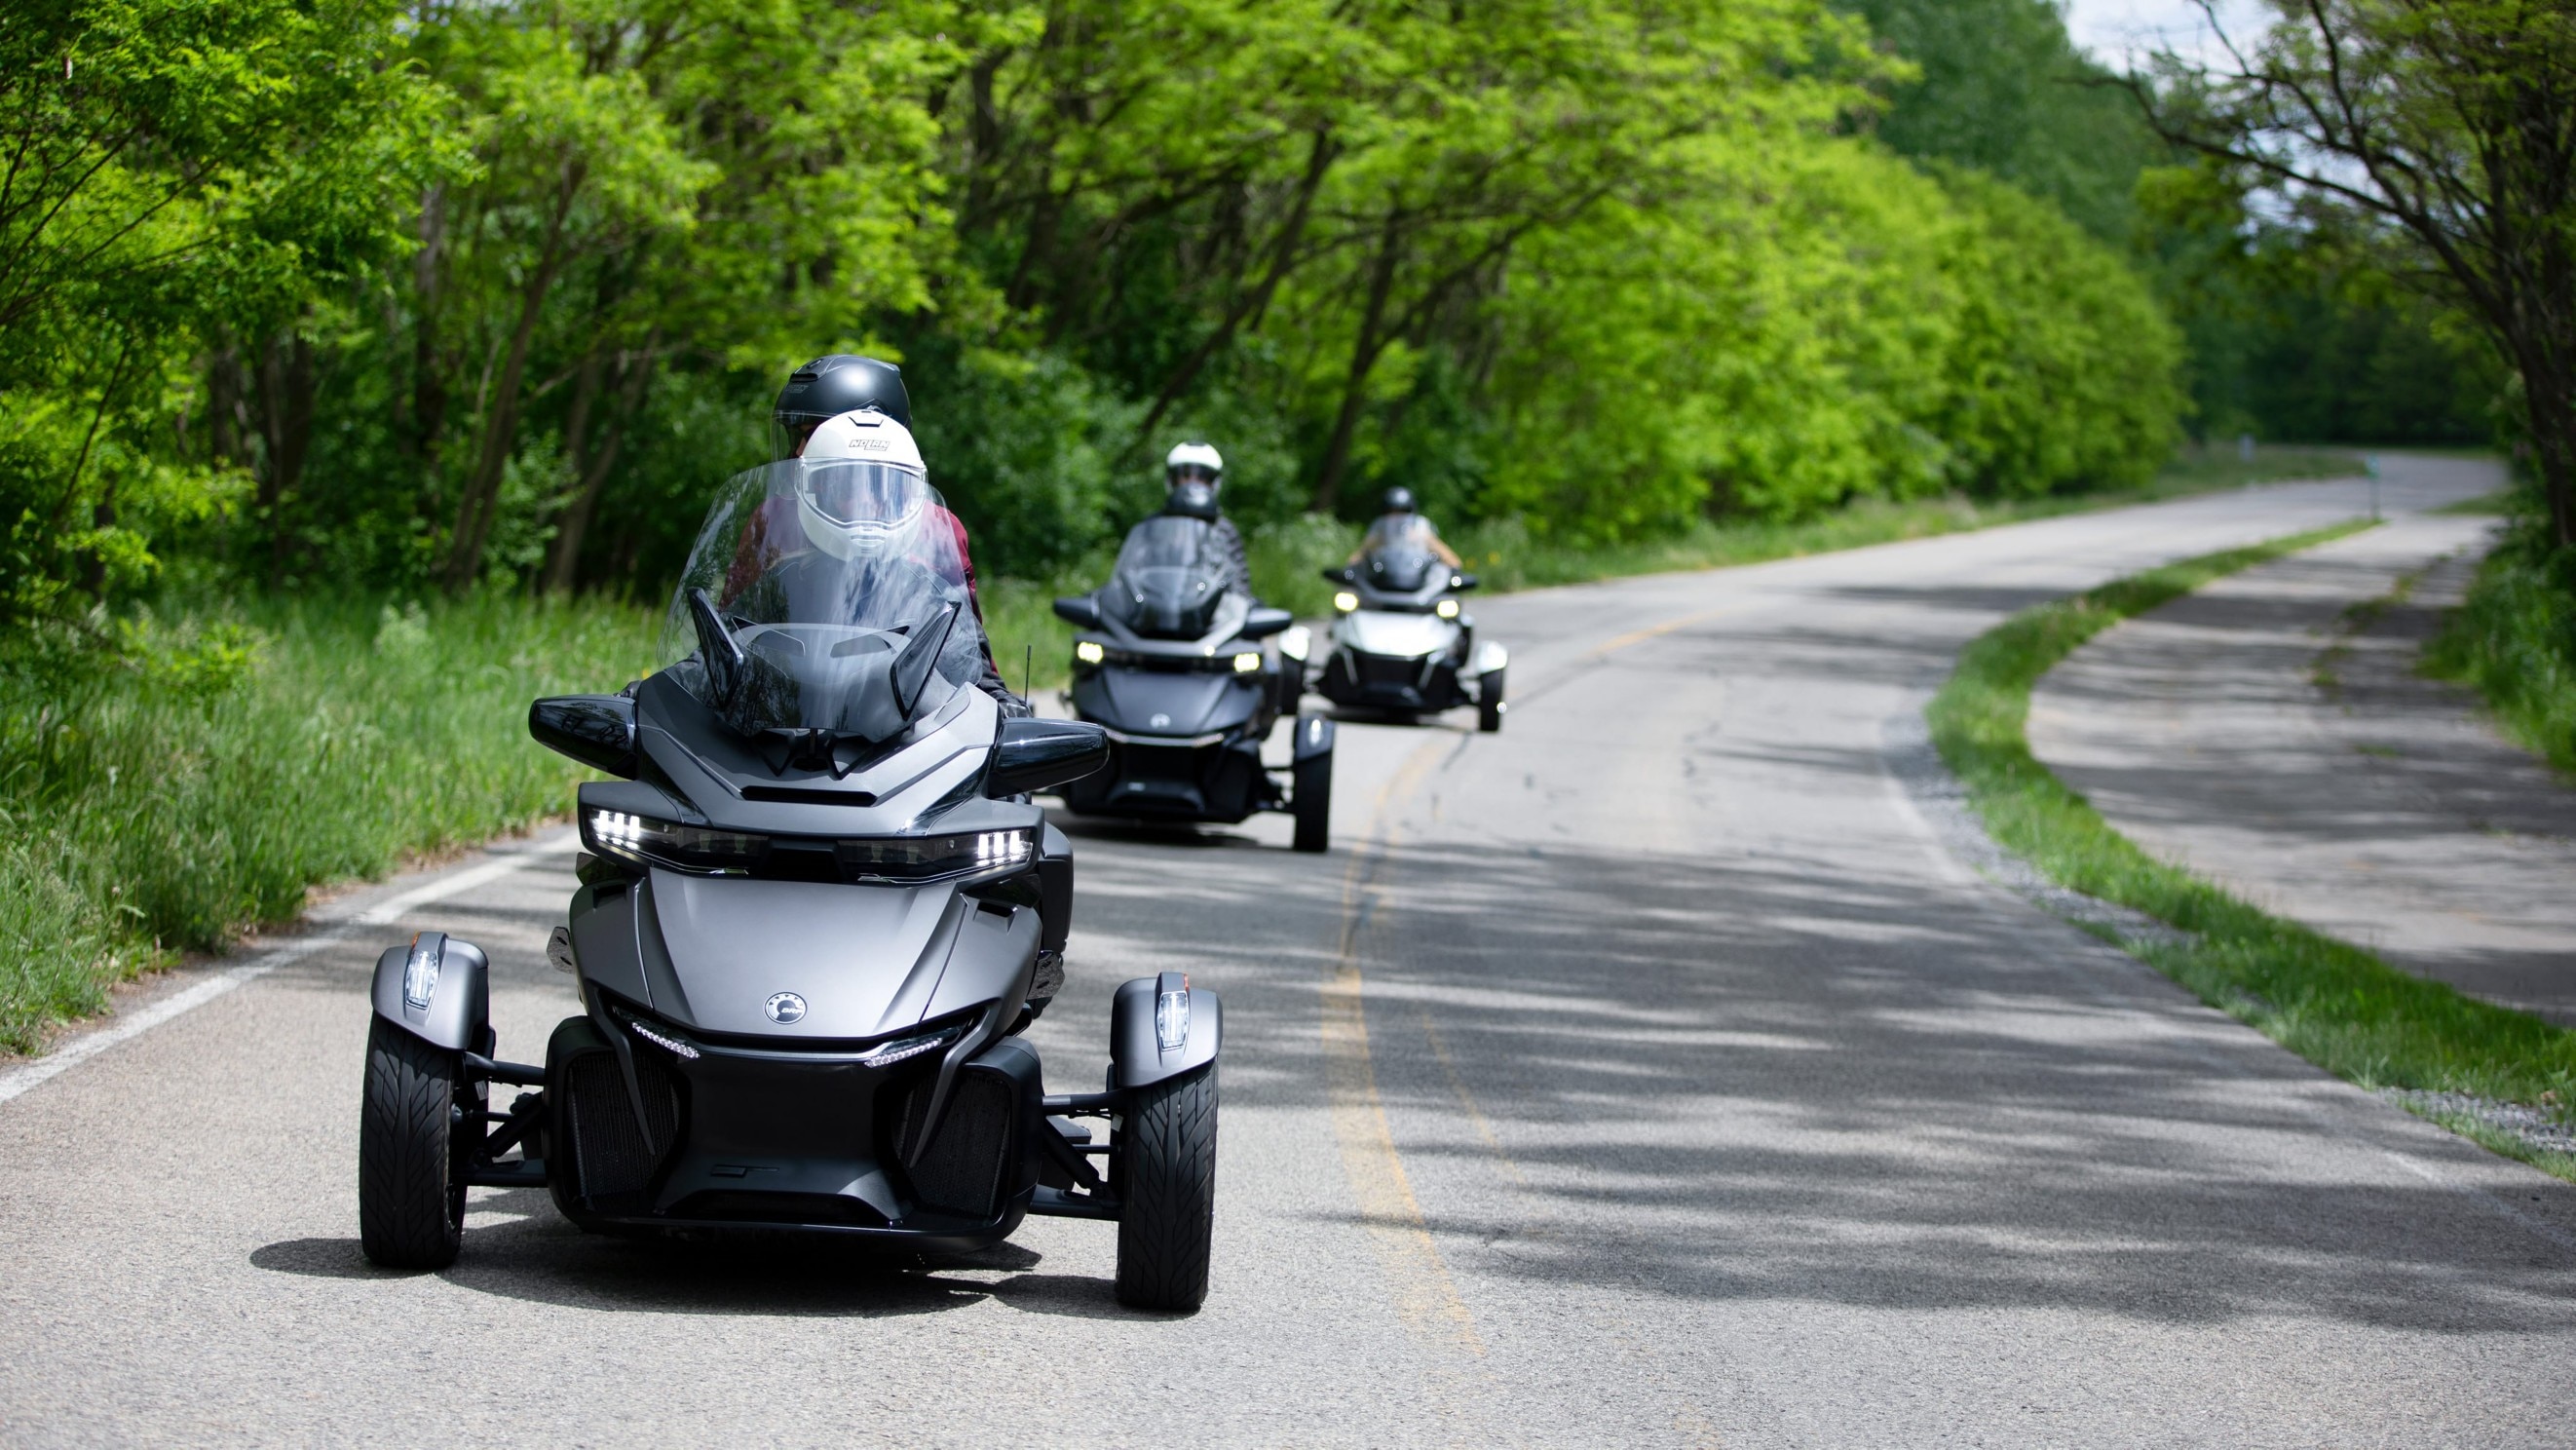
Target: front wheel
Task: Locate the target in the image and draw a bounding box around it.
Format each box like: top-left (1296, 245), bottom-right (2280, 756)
top-left (1291, 744), bottom-right (1333, 853)
top-left (1115, 1066), bottom-right (1219, 1312)
top-left (1477, 668), bottom-right (1506, 734)
top-left (359, 1016), bottom-right (466, 1269)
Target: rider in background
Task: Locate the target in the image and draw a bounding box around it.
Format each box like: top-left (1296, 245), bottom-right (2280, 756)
top-left (1164, 441), bottom-right (1251, 596)
top-left (1351, 485), bottom-right (1463, 569)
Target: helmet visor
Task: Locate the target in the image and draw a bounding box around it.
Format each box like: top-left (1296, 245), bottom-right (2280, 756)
top-left (1166, 462), bottom-right (1220, 487)
top-left (803, 459), bottom-right (925, 527)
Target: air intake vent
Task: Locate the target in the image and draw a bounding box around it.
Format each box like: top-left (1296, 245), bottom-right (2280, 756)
top-left (894, 1072), bottom-right (1013, 1220)
top-left (566, 1049), bottom-right (680, 1202)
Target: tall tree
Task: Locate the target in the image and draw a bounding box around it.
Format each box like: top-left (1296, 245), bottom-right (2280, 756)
top-left (2128, 0), bottom-right (2576, 544)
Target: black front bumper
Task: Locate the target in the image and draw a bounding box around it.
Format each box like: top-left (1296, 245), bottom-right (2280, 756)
top-left (545, 1011), bottom-right (1046, 1250)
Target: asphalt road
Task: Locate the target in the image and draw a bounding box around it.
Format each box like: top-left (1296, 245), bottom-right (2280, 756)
top-left (4, 474), bottom-right (2571, 1447)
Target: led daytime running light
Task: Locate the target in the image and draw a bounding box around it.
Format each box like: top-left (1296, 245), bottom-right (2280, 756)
top-left (1075, 640), bottom-right (1106, 665)
top-left (859, 1024), bottom-right (965, 1069)
top-left (1231, 652), bottom-right (1262, 673)
top-left (627, 1019), bottom-right (701, 1060)
top-left (1435, 598), bottom-right (1460, 620)
top-left (1333, 591), bottom-right (1359, 613)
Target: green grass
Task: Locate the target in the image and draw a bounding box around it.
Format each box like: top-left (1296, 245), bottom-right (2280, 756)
top-left (1927, 521), bottom-right (2576, 1178)
top-left (2424, 504), bottom-right (2576, 777)
top-left (0, 594), bottom-right (663, 1052)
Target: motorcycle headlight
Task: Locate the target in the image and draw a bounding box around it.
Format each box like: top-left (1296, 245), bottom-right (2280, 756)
top-left (837, 826), bottom-right (1034, 882)
top-left (1231, 652), bottom-right (1262, 673)
top-left (583, 807), bottom-right (768, 875)
top-left (1333, 591), bottom-right (1358, 613)
top-left (1075, 640), bottom-right (1106, 666)
top-left (1435, 598), bottom-right (1459, 620)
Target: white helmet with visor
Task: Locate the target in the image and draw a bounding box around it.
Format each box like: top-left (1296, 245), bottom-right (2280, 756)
top-left (796, 408), bottom-right (928, 560)
top-left (1164, 440), bottom-right (1223, 492)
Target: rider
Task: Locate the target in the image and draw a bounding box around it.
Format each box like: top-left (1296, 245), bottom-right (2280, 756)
top-left (1163, 440), bottom-right (1251, 596)
top-left (734, 355), bottom-right (1020, 708)
top-left (1351, 485), bottom-right (1463, 569)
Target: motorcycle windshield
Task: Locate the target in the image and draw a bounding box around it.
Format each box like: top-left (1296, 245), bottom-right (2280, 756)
top-left (660, 459), bottom-right (987, 740)
top-left (1106, 515), bottom-right (1229, 638)
top-left (1362, 544), bottom-right (1439, 594)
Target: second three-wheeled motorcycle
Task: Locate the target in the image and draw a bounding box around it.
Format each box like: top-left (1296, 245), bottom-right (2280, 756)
top-left (1051, 513), bottom-right (1337, 852)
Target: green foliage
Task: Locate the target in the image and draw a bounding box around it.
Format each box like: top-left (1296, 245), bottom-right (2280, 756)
top-left (1929, 523), bottom-right (2576, 1175)
top-left (2425, 497), bottom-right (2576, 775)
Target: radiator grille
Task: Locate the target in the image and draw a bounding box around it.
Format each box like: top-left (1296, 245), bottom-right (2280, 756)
top-left (566, 1049), bottom-right (679, 1201)
top-left (1357, 654), bottom-right (1423, 688)
top-left (895, 1072), bottom-right (1013, 1219)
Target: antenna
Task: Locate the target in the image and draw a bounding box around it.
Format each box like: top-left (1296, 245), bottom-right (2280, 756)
top-left (1023, 644), bottom-right (1034, 711)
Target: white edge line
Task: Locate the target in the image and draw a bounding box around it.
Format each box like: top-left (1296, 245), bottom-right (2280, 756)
top-left (0, 831), bottom-right (581, 1108)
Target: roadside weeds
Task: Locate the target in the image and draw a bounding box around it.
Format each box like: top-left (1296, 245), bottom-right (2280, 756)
top-left (1926, 522), bottom-right (2576, 1183)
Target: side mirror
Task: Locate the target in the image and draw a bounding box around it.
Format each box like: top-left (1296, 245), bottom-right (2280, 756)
top-left (688, 588), bottom-right (745, 705)
top-left (1052, 595), bottom-right (1103, 630)
top-left (1318, 565), bottom-right (1355, 585)
top-left (987, 716), bottom-right (1111, 797)
top-left (1240, 606), bottom-right (1294, 639)
top-left (1451, 572), bottom-right (1479, 591)
top-left (530, 694), bottom-right (637, 778)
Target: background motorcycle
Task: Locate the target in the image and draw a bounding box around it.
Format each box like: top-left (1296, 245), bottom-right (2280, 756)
top-left (1312, 545), bottom-right (1508, 732)
top-left (1052, 514), bottom-right (1336, 853)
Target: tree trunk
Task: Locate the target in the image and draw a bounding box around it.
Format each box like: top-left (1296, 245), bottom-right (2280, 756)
top-left (543, 339), bottom-right (656, 593)
top-left (442, 167), bottom-right (581, 592)
top-left (409, 183), bottom-right (449, 469)
top-left (255, 327), bottom-right (316, 584)
top-left (1312, 210), bottom-right (1407, 514)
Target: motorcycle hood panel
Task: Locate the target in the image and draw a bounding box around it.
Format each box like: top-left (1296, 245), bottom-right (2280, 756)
top-left (640, 869), bottom-right (980, 1038)
top-left (1339, 610), bottom-right (1459, 661)
top-left (1079, 667), bottom-right (1259, 738)
top-left (633, 670), bottom-right (997, 835)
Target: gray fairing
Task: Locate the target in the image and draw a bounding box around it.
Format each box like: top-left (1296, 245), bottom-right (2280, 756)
top-left (368, 932), bottom-right (489, 1051)
top-left (1071, 666), bottom-right (1265, 740)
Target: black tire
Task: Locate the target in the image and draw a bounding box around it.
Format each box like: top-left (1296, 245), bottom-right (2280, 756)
top-left (359, 1016), bottom-right (466, 1270)
top-left (1291, 744), bottom-right (1332, 854)
top-left (1477, 668), bottom-right (1506, 734)
top-left (1274, 659), bottom-right (1305, 716)
top-left (1115, 1066), bottom-right (1219, 1312)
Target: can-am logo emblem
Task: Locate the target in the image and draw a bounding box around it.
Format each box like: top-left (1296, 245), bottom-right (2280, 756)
top-left (1150, 712), bottom-right (1171, 729)
top-left (765, 992), bottom-right (807, 1024)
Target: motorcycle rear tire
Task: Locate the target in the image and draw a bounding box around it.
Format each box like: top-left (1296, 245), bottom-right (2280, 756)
top-left (1477, 668), bottom-right (1506, 734)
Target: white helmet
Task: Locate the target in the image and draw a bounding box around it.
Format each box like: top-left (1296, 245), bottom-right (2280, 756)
top-left (795, 408), bottom-right (928, 560)
top-left (1165, 440), bottom-right (1223, 491)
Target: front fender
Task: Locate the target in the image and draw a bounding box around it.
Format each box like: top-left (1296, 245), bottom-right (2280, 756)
top-left (1291, 713), bottom-right (1335, 762)
top-left (1111, 972), bottom-right (1221, 1089)
top-left (368, 931), bottom-right (489, 1052)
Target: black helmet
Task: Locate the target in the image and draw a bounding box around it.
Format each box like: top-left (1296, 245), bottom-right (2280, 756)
top-left (1382, 485), bottom-right (1418, 515)
top-left (773, 355), bottom-right (911, 459)
top-left (1164, 479), bottom-right (1222, 521)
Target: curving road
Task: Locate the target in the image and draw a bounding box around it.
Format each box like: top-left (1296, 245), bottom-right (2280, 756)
top-left (4, 472), bottom-right (2572, 1446)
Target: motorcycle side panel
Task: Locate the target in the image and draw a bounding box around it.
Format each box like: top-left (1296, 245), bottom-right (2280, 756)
top-left (641, 870), bottom-right (970, 1038)
top-left (368, 934), bottom-right (488, 1052)
top-left (567, 883), bottom-right (653, 1011)
top-left (919, 901), bottom-right (1041, 1024)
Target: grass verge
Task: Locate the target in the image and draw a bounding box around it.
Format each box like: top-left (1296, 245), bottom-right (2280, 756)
top-left (1927, 521), bottom-right (2576, 1180)
top-left (0, 594), bottom-right (663, 1053)
top-left (2423, 498), bottom-right (2576, 778)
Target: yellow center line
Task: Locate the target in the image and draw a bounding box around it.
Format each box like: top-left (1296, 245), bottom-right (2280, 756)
top-left (1323, 733), bottom-right (1486, 1357)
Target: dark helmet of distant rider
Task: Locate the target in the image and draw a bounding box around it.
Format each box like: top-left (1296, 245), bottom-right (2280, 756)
top-left (1165, 440), bottom-right (1223, 495)
top-left (773, 355), bottom-right (912, 461)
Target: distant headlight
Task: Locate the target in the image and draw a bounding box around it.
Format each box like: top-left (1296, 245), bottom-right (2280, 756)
top-left (1232, 652), bottom-right (1262, 673)
top-left (1333, 591), bottom-right (1359, 613)
top-left (583, 807), bottom-right (768, 875)
top-left (1435, 598), bottom-right (1459, 619)
top-left (837, 827), bottom-right (1033, 882)
top-left (1279, 624), bottom-right (1311, 662)
top-left (1075, 639), bottom-right (1106, 665)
